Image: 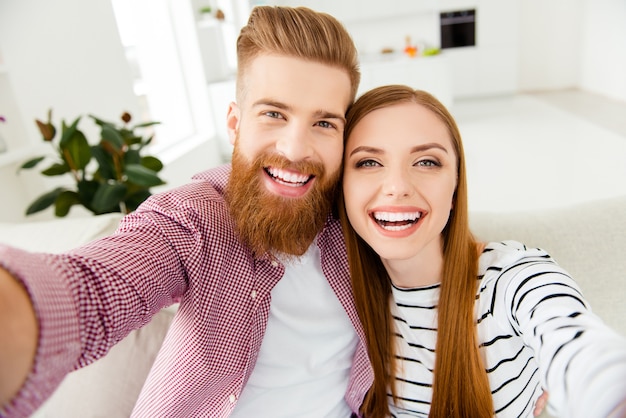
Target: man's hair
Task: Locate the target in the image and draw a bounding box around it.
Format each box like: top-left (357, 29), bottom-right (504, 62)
top-left (236, 6), bottom-right (360, 103)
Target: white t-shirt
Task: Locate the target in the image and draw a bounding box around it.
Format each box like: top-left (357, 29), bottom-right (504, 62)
top-left (230, 243), bottom-right (358, 417)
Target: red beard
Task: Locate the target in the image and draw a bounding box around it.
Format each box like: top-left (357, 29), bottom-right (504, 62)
top-left (225, 145), bottom-right (340, 258)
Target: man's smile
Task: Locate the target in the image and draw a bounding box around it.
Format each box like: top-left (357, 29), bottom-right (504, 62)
top-left (265, 166), bottom-right (314, 187)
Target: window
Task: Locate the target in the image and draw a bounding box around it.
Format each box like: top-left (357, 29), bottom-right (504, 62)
top-left (111, 0), bottom-right (214, 154)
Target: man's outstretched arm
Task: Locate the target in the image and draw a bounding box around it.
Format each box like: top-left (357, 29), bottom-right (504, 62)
top-left (0, 266), bottom-right (38, 408)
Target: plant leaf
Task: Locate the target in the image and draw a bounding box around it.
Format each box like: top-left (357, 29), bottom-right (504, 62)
top-left (59, 116), bottom-right (81, 148)
top-left (18, 156), bottom-right (46, 171)
top-left (92, 182), bottom-right (127, 214)
top-left (124, 189), bottom-right (152, 212)
top-left (140, 155), bottom-right (164, 172)
top-left (89, 115), bottom-right (115, 128)
top-left (101, 125), bottom-right (125, 150)
top-left (140, 134), bottom-right (155, 149)
top-left (41, 162), bottom-right (71, 176)
top-left (132, 121), bottom-right (160, 129)
top-left (124, 135), bottom-right (143, 146)
top-left (124, 149), bottom-right (141, 165)
top-left (54, 190), bottom-right (81, 217)
top-left (125, 164), bottom-right (165, 187)
top-left (25, 187), bottom-right (66, 215)
top-left (35, 119), bottom-right (56, 142)
top-left (61, 129), bottom-right (92, 170)
top-left (77, 179), bottom-right (100, 211)
top-left (91, 145), bottom-right (116, 180)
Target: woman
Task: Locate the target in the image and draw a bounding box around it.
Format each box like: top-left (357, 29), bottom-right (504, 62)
top-left (339, 85), bottom-right (626, 417)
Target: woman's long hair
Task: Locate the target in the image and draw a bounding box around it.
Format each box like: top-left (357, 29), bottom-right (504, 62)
top-left (338, 85), bottom-right (493, 417)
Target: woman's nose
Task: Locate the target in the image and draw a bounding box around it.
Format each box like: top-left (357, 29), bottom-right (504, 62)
top-left (382, 167), bottom-right (412, 198)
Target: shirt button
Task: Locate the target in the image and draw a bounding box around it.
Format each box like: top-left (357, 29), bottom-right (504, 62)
top-left (251, 290), bottom-right (257, 299)
top-left (271, 260), bottom-right (279, 267)
top-left (229, 394), bottom-right (236, 403)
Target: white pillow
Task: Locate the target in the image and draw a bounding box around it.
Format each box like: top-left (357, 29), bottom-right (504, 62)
top-left (0, 213), bottom-right (123, 253)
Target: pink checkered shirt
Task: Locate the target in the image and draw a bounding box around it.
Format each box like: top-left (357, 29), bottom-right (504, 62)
top-left (0, 164), bottom-right (373, 418)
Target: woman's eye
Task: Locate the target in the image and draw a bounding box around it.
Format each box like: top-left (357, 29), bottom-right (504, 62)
top-left (355, 159), bottom-right (381, 168)
top-left (416, 159), bottom-right (440, 167)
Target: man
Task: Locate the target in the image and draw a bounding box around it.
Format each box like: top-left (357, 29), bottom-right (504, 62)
top-left (0, 6), bottom-right (370, 417)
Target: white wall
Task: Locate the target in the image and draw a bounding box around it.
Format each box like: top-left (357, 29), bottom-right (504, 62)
top-left (271, 0), bottom-right (521, 98)
top-left (0, 0), bottom-right (139, 146)
top-left (579, 0), bottom-right (626, 103)
top-left (518, 0), bottom-right (585, 92)
top-left (270, 0), bottom-right (626, 101)
top-left (0, 0), bottom-right (140, 222)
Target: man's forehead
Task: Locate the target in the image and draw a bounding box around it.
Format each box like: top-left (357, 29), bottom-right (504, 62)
top-left (242, 54), bottom-right (352, 113)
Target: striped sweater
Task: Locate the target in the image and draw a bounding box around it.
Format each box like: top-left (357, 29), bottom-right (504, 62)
top-left (389, 240), bottom-right (626, 418)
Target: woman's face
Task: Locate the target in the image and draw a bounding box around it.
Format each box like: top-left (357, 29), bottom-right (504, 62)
top-left (343, 102), bottom-right (458, 265)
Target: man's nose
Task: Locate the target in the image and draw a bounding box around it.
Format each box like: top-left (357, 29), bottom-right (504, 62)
top-left (275, 123), bottom-right (313, 162)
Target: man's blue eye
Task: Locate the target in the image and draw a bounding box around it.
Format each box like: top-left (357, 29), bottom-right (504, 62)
top-left (317, 121), bottom-right (334, 129)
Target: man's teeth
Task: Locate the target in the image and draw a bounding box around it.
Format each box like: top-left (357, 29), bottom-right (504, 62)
top-left (267, 167), bottom-right (311, 186)
top-left (373, 211), bottom-right (421, 231)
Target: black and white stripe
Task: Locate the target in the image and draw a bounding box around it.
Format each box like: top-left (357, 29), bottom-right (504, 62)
top-left (388, 240), bottom-right (626, 417)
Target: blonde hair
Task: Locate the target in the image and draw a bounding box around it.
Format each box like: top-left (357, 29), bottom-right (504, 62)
top-left (235, 6), bottom-right (360, 104)
top-left (339, 85), bottom-right (493, 417)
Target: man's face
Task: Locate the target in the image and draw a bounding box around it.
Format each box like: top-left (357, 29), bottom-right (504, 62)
top-left (228, 54), bottom-right (351, 197)
top-left (225, 54), bottom-right (352, 256)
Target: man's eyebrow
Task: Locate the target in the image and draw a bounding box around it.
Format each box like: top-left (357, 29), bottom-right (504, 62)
top-left (313, 109), bottom-right (346, 123)
top-left (348, 143), bottom-right (448, 158)
top-left (252, 100), bottom-right (346, 123)
top-left (252, 99), bottom-right (290, 111)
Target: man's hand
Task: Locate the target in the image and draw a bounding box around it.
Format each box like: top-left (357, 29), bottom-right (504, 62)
top-left (0, 267), bottom-right (38, 407)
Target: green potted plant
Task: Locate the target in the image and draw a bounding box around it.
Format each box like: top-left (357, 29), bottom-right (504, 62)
top-left (199, 5), bottom-right (213, 20)
top-left (20, 109), bottom-right (166, 217)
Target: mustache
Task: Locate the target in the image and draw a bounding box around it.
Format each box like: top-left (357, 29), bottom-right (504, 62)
top-left (226, 145), bottom-right (339, 257)
top-left (255, 152), bottom-right (325, 179)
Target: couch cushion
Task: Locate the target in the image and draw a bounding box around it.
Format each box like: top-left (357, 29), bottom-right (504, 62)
top-left (32, 308), bottom-right (175, 418)
top-left (470, 195), bottom-right (626, 337)
top-left (0, 213), bottom-right (123, 253)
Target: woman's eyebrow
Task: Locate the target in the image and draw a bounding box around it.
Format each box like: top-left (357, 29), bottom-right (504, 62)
top-left (348, 145), bottom-right (383, 157)
top-left (411, 143), bottom-right (449, 154)
top-left (349, 142), bottom-right (448, 158)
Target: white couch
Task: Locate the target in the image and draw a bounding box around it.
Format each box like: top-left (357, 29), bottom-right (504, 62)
top-left (1, 195), bottom-right (624, 417)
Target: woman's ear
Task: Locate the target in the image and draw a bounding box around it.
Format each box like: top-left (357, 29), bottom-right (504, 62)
top-left (226, 102), bottom-right (240, 145)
